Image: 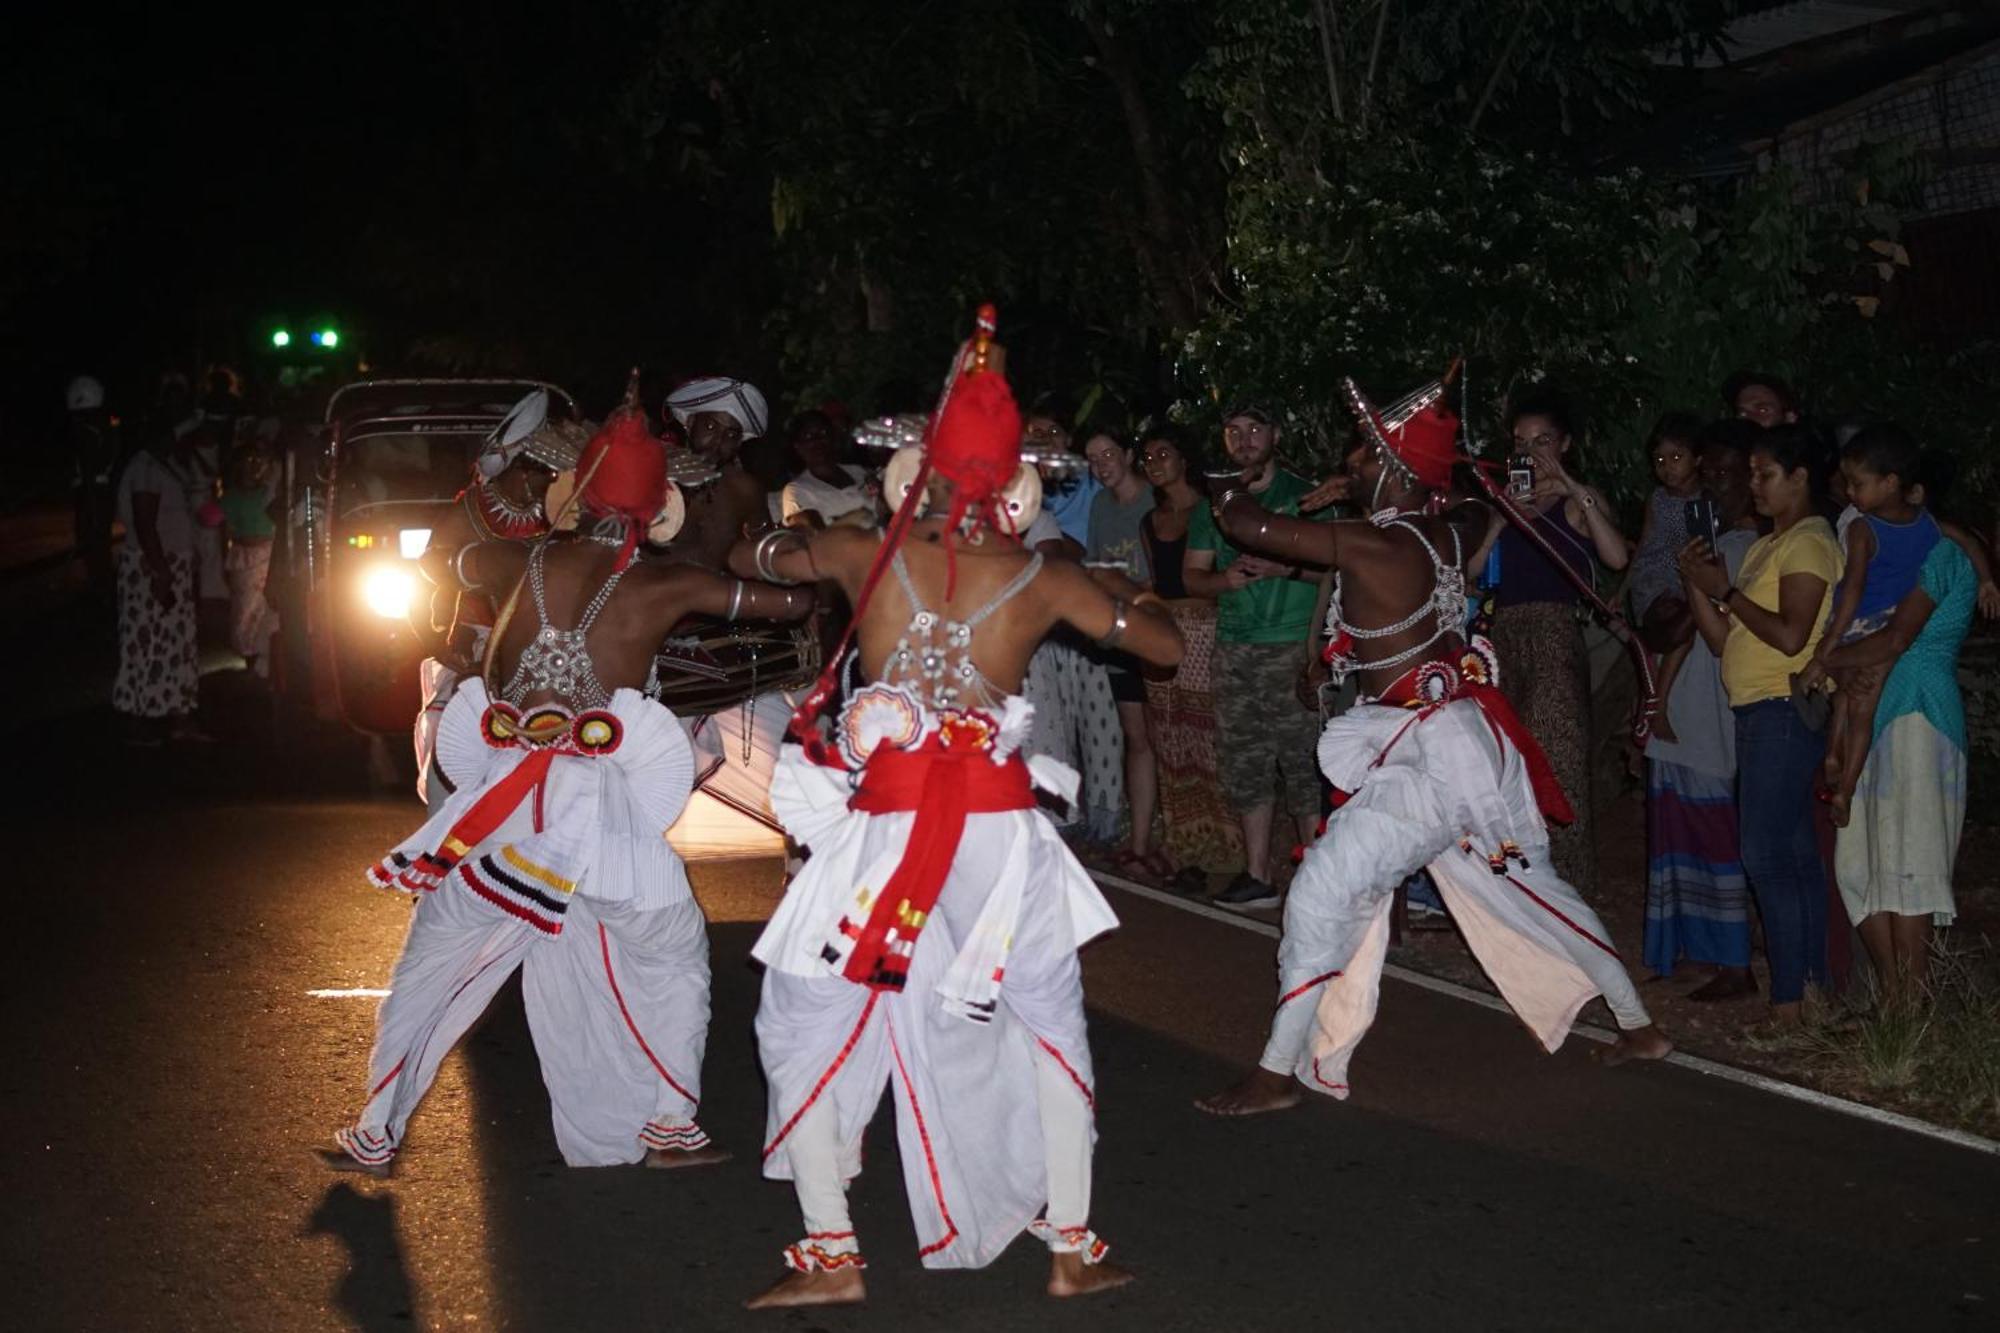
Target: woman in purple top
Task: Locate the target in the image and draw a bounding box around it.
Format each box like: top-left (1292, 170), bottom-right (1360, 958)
top-left (1478, 387), bottom-right (1632, 893)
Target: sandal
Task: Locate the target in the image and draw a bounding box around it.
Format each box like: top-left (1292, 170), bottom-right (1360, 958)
top-left (1109, 850), bottom-right (1154, 881)
top-left (1139, 848), bottom-right (1177, 880)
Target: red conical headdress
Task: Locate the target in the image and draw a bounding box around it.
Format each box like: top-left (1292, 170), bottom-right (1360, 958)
top-left (786, 304), bottom-right (1021, 763)
top-left (1342, 367), bottom-right (1462, 492)
top-left (571, 369), bottom-right (670, 571)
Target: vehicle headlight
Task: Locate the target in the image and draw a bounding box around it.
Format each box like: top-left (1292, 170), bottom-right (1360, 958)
top-left (362, 564), bottom-right (418, 620)
top-left (398, 528), bottom-right (432, 560)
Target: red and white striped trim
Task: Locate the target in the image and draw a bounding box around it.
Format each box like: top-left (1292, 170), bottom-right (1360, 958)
top-left (601, 924), bottom-right (698, 1108)
top-left (1034, 1037), bottom-right (1096, 1114)
top-left (1028, 1220), bottom-right (1110, 1264)
top-left (639, 1118), bottom-right (712, 1152)
top-left (782, 1233), bottom-right (865, 1273)
top-left (888, 1017), bottom-right (960, 1259)
top-left (332, 1125), bottom-right (398, 1166)
top-left (1278, 969), bottom-right (1343, 1007)
top-left (1309, 1058), bottom-right (1349, 1095)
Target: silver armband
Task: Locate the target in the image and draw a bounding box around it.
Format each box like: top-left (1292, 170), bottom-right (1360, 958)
top-left (727, 579), bottom-right (745, 622)
top-left (1096, 597), bottom-right (1130, 650)
top-left (753, 529), bottom-right (802, 585)
top-left (452, 542), bottom-right (481, 589)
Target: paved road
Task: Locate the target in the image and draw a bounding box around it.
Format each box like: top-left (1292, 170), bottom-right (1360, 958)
top-left (7, 688), bottom-right (2000, 1332)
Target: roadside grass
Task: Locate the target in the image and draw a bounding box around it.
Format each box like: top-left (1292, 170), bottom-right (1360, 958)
top-left (1798, 935), bottom-right (2000, 1139)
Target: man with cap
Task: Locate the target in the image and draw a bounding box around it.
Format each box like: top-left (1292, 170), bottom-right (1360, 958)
top-left (1195, 373), bottom-right (1670, 1118)
top-left (412, 390), bottom-right (587, 812)
top-left (665, 376), bottom-right (775, 572)
top-left (325, 382), bottom-right (814, 1176)
top-left (1184, 403), bottom-right (1327, 908)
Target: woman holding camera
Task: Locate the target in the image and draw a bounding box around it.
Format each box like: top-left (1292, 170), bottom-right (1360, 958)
top-left (1481, 388), bottom-right (1630, 894)
top-left (1680, 423), bottom-right (1842, 1033)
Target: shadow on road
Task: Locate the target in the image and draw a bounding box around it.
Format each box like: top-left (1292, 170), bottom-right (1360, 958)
top-left (306, 1183), bottom-right (420, 1331)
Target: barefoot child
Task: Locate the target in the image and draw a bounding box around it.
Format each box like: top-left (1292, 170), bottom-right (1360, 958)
top-left (1628, 414), bottom-right (1706, 742)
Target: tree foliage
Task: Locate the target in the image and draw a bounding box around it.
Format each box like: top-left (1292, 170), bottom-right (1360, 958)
top-left (623, 0), bottom-right (1994, 507)
top-left (628, 0), bottom-right (1220, 412)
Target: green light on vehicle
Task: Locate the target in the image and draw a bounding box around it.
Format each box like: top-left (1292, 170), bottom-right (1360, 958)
top-left (313, 328), bottom-right (340, 349)
top-left (271, 329), bottom-right (292, 347)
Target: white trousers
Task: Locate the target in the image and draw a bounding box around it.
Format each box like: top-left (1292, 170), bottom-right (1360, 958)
top-left (1261, 700), bottom-right (1651, 1097)
top-left (779, 1042), bottom-right (1092, 1267)
top-left (338, 880), bottom-right (712, 1167)
top-left (757, 814), bottom-right (1099, 1269)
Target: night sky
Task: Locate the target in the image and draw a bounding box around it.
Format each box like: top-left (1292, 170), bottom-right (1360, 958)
top-left (6, 2), bottom-right (755, 435)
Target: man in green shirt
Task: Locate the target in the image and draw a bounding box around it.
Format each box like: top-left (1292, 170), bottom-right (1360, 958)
top-left (1186, 405), bottom-right (1326, 908)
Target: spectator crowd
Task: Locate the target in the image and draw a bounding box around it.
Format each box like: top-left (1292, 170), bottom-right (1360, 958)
top-left (71, 360), bottom-right (1997, 1032)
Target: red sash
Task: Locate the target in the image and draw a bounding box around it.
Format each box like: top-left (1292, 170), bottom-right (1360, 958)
top-left (839, 740), bottom-right (1036, 991)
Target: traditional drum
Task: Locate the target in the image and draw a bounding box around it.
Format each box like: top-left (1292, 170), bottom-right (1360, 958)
top-left (649, 616), bottom-right (822, 717)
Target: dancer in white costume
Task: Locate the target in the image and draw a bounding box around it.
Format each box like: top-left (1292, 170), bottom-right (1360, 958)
top-left (1196, 372), bottom-right (1670, 1118)
top-left (412, 390), bottom-right (587, 813)
top-left (325, 381), bottom-right (811, 1175)
top-left (731, 309), bottom-right (1182, 1309)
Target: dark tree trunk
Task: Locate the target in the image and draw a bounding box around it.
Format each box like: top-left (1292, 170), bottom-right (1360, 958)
top-left (1081, 12), bottom-right (1201, 332)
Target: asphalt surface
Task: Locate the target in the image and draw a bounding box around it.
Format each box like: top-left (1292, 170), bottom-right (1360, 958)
top-left (8, 668), bottom-right (2000, 1332)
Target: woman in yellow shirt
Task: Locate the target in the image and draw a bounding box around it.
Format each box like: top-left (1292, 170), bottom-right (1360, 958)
top-left (1680, 424), bottom-right (1842, 1031)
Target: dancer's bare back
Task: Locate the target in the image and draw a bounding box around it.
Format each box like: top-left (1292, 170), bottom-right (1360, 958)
top-left (733, 519), bottom-right (1183, 686)
top-left (468, 538), bottom-right (810, 706)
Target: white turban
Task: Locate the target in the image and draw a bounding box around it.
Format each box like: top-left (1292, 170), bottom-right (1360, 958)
top-left (666, 377), bottom-right (769, 440)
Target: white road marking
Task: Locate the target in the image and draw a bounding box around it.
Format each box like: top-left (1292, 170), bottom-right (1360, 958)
top-left (1090, 869), bottom-right (2000, 1158)
top-left (307, 988), bottom-right (392, 998)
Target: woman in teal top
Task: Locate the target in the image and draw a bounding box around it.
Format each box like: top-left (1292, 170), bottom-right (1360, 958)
top-left (1823, 538), bottom-right (1976, 1004)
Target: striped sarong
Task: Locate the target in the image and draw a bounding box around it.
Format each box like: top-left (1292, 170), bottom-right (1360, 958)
top-left (1643, 758), bottom-right (1750, 972)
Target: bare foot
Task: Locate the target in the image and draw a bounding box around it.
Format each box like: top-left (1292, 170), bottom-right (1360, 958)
top-left (743, 1268), bottom-right (865, 1310)
top-left (1194, 1067), bottom-right (1302, 1117)
top-left (1744, 1004), bottom-right (1807, 1045)
top-left (645, 1144), bottom-right (733, 1170)
top-left (1048, 1251), bottom-right (1135, 1298)
top-left (1687, 969), bottom-right (1757, 1003)
top-left (315, 1148), bottom-right (392, 1179)
top-left (1592, 1024), bottom-right (1673, 1067)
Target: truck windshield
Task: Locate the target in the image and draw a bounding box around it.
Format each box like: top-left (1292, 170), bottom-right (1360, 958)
top-left (336, 431), bottom-right (478, 516)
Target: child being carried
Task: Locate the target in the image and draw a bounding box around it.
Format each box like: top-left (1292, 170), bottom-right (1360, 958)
top-left (1804, 425), bottom-right (1998, 826)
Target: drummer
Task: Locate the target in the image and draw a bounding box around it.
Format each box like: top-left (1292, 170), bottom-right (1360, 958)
top-left (659, 376), bottom-right (810, 845)
top-left (665, 376), bottom-right (775, 569)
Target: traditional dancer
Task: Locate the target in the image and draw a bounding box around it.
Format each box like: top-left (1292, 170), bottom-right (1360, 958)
top-left (1196, 373), bottom-right (1670, 1118)
top-left (732, 308), bottom-right (1181, 1308)
top-left (413, 391), bottom-right (589, 811)
top-left (325, 382), bottom-right (812, 1176)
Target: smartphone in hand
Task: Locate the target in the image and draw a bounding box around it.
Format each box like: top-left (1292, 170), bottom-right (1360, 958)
top-left (1507, 455), bottom-right (1535, 501)
top-left (1684, 496), bottom-right (1720, 550)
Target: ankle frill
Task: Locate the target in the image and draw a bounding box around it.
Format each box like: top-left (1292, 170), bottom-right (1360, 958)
top-left (1028, 1220), bottom-right (1109, 1264)
top-left (782, 1232), bottom-right (865, 1273)
top-left (639, 1116), bottom-right (711, 1153)
top-left (333, 1125), bottom-right (398, 1167)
